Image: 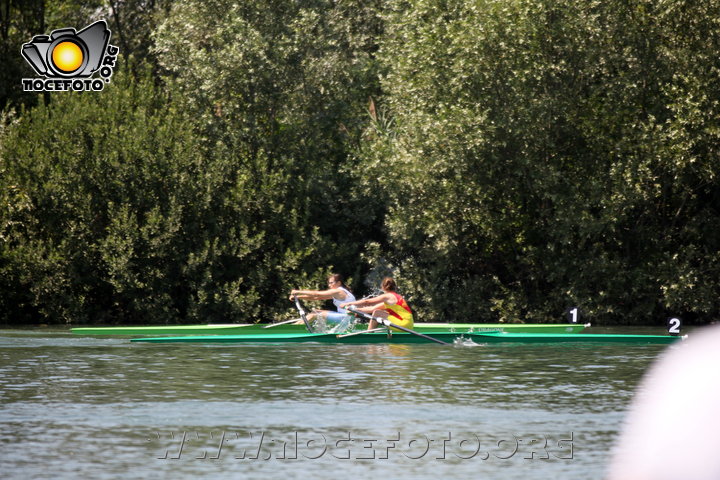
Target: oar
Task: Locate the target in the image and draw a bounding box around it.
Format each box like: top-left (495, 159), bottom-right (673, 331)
top-left (346, 306), bottom-right (449, 345)
top-left (336, 327), bottom-right (388, 338)
top-left (262, 318), bottom-right (301, 329)
top-left (293, 295), bottom-right (314, 333)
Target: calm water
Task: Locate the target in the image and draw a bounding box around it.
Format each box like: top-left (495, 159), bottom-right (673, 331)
top-left (0, 328), bottom-right (677, 479)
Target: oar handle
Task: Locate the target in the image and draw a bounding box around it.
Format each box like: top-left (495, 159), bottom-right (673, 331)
top-left (293, 295), bottom-right (314, 333)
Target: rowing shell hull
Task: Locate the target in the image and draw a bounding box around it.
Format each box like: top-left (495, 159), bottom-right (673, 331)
top-left (130, 332), bottom-right (683, 345)
top-left (72, 323), bottom-right (588, 336)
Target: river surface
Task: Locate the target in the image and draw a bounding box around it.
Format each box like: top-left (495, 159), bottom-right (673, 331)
top-left (0, 327), bottom-right (678, 479)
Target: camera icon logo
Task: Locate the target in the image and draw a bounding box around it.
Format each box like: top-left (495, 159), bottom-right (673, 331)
top-left (21, 20), bottom-right (119, 92)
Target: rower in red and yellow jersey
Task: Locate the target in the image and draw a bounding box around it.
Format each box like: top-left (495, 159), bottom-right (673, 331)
top-left (383, 291), bottom-right (413, 329)
top-left (340, 277), bottom-right (414, 331)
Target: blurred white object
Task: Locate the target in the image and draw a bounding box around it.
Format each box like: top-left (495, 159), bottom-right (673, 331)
top-left (607, 325), bottom-right (720, 480)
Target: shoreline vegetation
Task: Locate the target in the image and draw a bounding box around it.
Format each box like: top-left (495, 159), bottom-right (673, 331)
top-left (1, 0), bottom-right (719, 326)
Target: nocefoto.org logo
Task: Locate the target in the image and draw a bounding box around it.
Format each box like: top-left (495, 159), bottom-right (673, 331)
top-left (21, 20), bottom-right (119, 92)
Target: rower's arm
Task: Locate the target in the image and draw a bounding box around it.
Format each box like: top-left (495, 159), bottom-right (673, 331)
top-left (290, 288), bottom-right (338, 300)
top-left (341, 297), bottom-right (365, 307)
top-left (343, 293), bottom-right (390, 309)
top-left (353, 301), bottom-right (386, 314)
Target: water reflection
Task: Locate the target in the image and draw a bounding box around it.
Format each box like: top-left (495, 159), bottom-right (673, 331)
top-left (0, 330), bottom-right (674, 479)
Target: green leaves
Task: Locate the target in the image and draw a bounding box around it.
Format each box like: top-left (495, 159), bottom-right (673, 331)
top-left (364, 0), bottom-right (720, 324)
top-left (0, 69), bottom-right (314, 324)
top-left (1, 0), bottom-right (718, 325)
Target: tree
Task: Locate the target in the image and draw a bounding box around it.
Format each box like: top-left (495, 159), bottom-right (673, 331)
top-left (152, 0), bottom-right (386, 289)
top-left (0, 70), bottom-right (324, 324)
top-left (361, 0), bottom-right (720, 324)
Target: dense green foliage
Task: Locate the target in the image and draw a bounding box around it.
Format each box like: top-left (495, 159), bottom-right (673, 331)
top-left (1, 72), bottom-right (324, 323)
top-left (1, 0), bottom-right (719, 325)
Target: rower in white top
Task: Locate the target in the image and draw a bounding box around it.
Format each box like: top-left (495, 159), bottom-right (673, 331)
top-left (289, 273), bottom-right (356, 331)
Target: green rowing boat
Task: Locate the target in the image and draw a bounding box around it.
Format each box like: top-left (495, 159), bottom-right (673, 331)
top-left (130, 331), bottom-right (683, 345)
top-left (72, 323), bottom-right (589, 336)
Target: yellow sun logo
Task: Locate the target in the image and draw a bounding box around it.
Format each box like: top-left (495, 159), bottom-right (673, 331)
top-left (51, 41), bottom-right (83, 73)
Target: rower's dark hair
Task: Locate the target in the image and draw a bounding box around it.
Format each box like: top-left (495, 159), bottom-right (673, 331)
top-left (381, 277), bottom-right (397, 292)
top-left (328, 273), bottom-right (345, 287)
